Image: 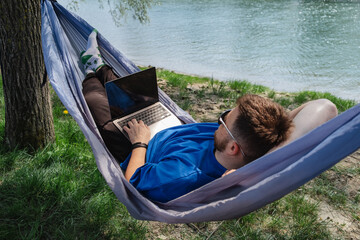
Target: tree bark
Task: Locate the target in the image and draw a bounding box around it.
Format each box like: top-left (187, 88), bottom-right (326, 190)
top-left (0, 0), bottom-right (55, 149)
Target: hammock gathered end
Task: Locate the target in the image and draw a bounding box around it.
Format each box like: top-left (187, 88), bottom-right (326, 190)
top-left (41, 0), bottom-right (360, 223)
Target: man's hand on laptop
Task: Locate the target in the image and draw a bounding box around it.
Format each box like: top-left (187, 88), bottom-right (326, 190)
top-left (123, 119), bottom-right (151, 145)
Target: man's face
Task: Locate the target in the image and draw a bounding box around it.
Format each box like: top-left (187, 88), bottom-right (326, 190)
top-left (214, 129), bottom-right (228, 152)
top-left (214, 107), bottom-right (239, 153)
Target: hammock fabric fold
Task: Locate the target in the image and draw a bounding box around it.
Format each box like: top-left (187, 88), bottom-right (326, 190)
top-left (41, 0), bottom-right (360, 223)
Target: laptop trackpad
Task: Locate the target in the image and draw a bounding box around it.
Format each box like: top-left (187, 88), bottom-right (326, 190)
top-left (148, 115), bottom-right (182, 139)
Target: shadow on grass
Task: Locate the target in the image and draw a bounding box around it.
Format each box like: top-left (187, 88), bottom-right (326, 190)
top-left (0, 81), bottom-right (147, 238)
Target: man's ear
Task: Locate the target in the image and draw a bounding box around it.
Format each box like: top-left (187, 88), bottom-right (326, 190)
top-left (226, 141), bottom-right (240, 156)
top-left (225, 141), bottom-right (247, 169)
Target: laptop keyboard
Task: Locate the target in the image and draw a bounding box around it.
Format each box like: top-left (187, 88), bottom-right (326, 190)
top-left (115, 104), bottom-right (171, 129)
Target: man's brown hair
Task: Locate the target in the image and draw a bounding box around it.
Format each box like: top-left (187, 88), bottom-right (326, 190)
top-left (233, 94), bottom-right (293, 163)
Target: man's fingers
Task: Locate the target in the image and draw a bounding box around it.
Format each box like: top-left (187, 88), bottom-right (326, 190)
top-left (138, 120), bottom-right (147, 126)
top-left (127, 119), bottom-right (148, 129)
top-left (127, 119), bottom-right (137, 128)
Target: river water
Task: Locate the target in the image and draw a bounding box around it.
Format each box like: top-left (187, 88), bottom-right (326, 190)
top-left (61, 0), bottom-right (360, 101)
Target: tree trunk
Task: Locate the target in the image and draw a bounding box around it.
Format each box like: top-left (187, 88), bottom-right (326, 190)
top-left (0, 0), bottom-right (55, 150)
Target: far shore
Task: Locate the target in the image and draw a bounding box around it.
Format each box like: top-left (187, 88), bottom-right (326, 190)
top-left (147, 67), bottom-right (358, 122)
top-left (139, 65), bottom-right (359, 105)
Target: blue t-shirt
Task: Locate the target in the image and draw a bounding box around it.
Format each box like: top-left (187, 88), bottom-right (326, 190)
top-left (120, 123), bottom-right (226, 203)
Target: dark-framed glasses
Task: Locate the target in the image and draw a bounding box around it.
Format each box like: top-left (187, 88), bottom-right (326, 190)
top-left (218, 110), bottom-right (246, 158)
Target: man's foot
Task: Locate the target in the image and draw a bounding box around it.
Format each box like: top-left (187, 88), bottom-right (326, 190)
top-left (80, 29), bottom-right (105, 75)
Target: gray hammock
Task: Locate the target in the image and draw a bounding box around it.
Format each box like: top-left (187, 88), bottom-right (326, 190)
top-left (41, 0), bottom-right (360, 223)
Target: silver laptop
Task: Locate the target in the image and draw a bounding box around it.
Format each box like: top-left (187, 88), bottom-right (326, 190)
top-left (105, 67), bottom-right (182, 140)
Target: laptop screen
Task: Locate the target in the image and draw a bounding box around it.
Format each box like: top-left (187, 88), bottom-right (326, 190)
top-left (105, 67), bottom-right (159, 119)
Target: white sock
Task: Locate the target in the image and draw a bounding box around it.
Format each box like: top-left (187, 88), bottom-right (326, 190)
top-left (80, 29), bottom-right (105, 74)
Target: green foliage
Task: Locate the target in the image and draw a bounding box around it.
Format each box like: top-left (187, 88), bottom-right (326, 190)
top-left (68, 0), bottom-right (155, 25)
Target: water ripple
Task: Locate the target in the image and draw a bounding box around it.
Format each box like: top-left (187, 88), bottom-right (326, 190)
top-left (63, 0), bottom-right (360, 101)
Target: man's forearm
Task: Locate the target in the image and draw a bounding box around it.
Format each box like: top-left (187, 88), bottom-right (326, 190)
top-left (124, 148), bottom-right (147, 181)
top-left (122, 119), bottom-right (151, 181)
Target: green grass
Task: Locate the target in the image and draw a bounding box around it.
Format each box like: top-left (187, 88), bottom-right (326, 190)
top-left (0, 76), bottom-right (146, 239)
top-left (228, 80), bottom-right (268, 95)
top-left (293, 91), bottom-right (357, 113)
top-left (217, 193), bottom-right (331, 240)
top-left (311, 172), bottom-right (348, 206)
top-left (156, 69), bottom-right (211, 86)
top-left (0, 71), bottom-right (358, 239)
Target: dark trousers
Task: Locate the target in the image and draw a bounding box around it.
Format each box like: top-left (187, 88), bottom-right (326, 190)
top-left (82, 66), bottom-right (131, 162)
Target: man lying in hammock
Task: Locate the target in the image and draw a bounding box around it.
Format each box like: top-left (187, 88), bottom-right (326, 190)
top-left (81, 30), bottom-right (338, 203)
